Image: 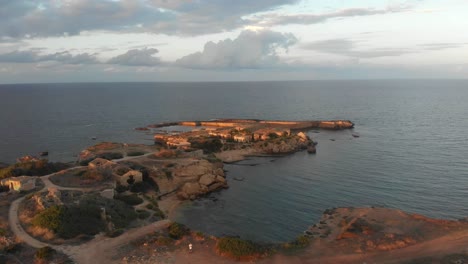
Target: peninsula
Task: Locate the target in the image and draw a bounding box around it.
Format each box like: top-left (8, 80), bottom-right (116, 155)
top-left (0, 119), bottom-right (466, 264)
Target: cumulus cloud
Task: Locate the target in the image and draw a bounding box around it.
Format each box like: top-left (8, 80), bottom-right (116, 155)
top-left (175, 30), bottom-right (297, 69)
top-left (107, 48), bottom-right (161, 66)
top-left (0, 50), bottom-right (99, 64)
top-left (249, 6), bottom-right (410, 26)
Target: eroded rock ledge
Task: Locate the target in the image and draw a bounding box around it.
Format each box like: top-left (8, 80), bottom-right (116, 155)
top-left (304, 207), bottom-right (468, 254)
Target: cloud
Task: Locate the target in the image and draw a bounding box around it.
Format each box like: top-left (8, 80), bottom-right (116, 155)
top-left (303, 38), bottom-right (468, 59)
top-left (0, 1), bottom-right (418, 38)
top-left (249, 6), bottom-right (410, 26)
top-left (302, 39), bottom-right (413, 58)
top-left (107, 48), bottom-right (161, 66)
top-left (0, 0), bottom-right (299, 38)
top-left (418, 43), bottom-right (468, 51)
top-left (0, 49), bottom-right (99, 64)
top-left (147, 0), bottom-right (299, 34)
top-left (175, 30), bottom-right (297, 69)
top-left (0, 0), bottom-right (173, 38)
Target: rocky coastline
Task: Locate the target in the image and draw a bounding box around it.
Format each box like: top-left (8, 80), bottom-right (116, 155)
top-left (3, 118), bottom-right (466, 263)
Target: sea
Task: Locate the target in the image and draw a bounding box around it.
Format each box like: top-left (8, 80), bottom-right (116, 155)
top-left (0, 80), bottom-right (467, 242)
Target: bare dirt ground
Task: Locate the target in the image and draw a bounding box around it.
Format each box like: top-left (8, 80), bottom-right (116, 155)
top-left (113, 208), bottom-right (468, 264)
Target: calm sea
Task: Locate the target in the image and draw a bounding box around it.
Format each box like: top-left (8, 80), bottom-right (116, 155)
top-left (1, 80), bottom-right (467, 242)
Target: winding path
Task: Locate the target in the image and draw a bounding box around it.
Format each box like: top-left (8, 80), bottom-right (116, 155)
top-left (7, 153), bottom-right (172, 264)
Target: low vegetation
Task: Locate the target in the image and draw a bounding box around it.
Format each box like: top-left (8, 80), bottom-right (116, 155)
top-left (79, 152), bottom-right (124, 165)
top-left (217, 237), bottom-right (266, 259)
top-left (168, 222), bottom-right (189, 239)
top-left (0, 160), bottom-right (70, 179)
top-left (127, 151), bottom-right (146, 157)
top-left (32, 205), bottom-right (104, 239)
top-left (281, 235), bottom-right (310, 251)
top-left (115, 194), bottom-right (144, 206)
top-left (35, 246), bottom-right (55, 261)
top-left (189, 138), bottom-right (223, 154)
top-left (31, 195), bottom-right (137, 239)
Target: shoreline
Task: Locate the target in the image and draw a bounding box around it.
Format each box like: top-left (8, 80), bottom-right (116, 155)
top-left (3, 118), bottom-right (468, 263)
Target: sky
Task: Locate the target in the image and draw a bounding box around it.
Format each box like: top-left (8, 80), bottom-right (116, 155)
top-left (0, 0), bottom-right (467, 83)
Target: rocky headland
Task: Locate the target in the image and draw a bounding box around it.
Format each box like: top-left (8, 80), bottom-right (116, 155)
top-left (3, 118), bottom-right (467, 263)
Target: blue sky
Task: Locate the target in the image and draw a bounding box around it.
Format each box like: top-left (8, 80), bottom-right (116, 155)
top-left (0, 0), bottom-right (467, 83)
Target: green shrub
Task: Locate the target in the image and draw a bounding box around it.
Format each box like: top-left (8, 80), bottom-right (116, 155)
top-left (115, 184), bottom-right (128, 193)
top-left (137, 211), bottom-right (151, 219)
top-left (153, 208), bottom-right (165, 219)
top-left (168, 222), bottom-right (189, 239)
top-left (217, 237), bottom-right (264, 258)
top-left (145, 203), bottom-right (154, 210)
top-left (0, 185), bottom-right (9, 192)
top-left (127, 151), bottom-right (146, 157)
top-left (130, 182), bottom-right (151, 193)
top-left (35, 246), bottom-right (55, 260)
top-left (281, 235), bottom-right (310, 251)
top-left (97, 152), bottom-right (123, 160)
top-left (106, 229), bottom-right (124, 238)
top-left (294, 235), bottom-right (310, 247)
top-left (0, 160), bottom-right (70, 179)
top-left (268, 133), bottom-right (279, 139)
top-left (0, 228), bottom-right (7, 236)
top-left (115, 194), bottom-right (143, 206)
top-left (190, 139), bottom-right (223, 154)
top-left (79, 195), bottom-right (137, 229)
top-left (32, 205), bottom-right (104, 239)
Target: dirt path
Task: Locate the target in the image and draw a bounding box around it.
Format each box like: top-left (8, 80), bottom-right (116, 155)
top-left (7, 153), bottom-right (164, 263)
top-left (58, 220), bottom-right (171, 264)
top-left (8, 196), bottom-right (49, 249)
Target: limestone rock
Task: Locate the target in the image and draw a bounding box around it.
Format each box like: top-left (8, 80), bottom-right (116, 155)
top-left (199, 174), bottom-right (216, 186)
top-left (297, 132), bottom-right (308, 141)
top-left (173, 160), bottom-right (212, 178)
top-left (214, 168), bottom-right (224, 177)
top-left (181, 182), bottom-right (202, 195)
top-left (216, 176), bottom-right (226, 184)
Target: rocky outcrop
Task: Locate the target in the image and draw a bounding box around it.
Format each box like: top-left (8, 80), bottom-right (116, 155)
top-left (254, 135), bottom-right (310, 155)
top-left (304, 207), bottom-right (468, 254)
top-left (317, 120), bottom-right (354, 130)
top-left (175, 160), bottom-right (227, 200)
